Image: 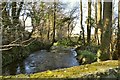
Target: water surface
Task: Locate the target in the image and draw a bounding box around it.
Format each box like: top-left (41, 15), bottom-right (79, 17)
top-left (3, 48), bottom-right (79, 75)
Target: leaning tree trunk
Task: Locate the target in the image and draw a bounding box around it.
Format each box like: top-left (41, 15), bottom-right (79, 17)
top-left (97, 1), bottom-right (112, 61)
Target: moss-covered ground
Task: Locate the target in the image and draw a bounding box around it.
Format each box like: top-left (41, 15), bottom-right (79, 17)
top-left (1, 60), bottom-right (119, 79)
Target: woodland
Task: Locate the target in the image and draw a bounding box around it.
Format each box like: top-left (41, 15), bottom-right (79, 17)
top-left (0, 0), bottom-right (120, 79)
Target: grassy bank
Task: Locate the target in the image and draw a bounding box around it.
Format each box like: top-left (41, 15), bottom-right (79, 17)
top-left (1, 60), bottom-right (119, 79)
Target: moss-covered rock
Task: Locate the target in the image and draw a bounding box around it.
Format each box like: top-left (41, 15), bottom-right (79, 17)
top-left (1, 60), bottom-right (119, 79)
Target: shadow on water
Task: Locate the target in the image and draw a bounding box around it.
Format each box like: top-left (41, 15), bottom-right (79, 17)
top-left (2, 48), bottom-right (79, 75)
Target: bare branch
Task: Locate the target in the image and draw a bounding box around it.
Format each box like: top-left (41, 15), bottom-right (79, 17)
top-left (21, 38), bottom-right (34, 44)
top-left (0, 47), bottom-right (12, 51)
top-left (23, 39), bottom-right (36, 47)
top-left (0, 38), bottom-right (36, 51)
top-left (10, 38), bottom-right (20, 44)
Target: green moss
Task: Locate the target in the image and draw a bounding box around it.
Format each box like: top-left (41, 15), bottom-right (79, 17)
top-left (1, 60), bottom-right (118, 78)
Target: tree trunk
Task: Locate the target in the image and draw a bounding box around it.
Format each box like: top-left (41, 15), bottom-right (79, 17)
top-left (47, 13), bottom-right (50, 41)
top-left (51, 1), bottom-right (56, 45)
top-left (67, 21), bottom-right (71, 40)
top-left (78, 0), bottom-right (85, 45)
top-left (97, 1), bottom-right (112, 61)
top-left (12, 2), bottom-right (18, 40)
top-left (87, 0), bottom-right (91, 45)
top-left (117, 1), bottom-right (120, 59)
top-left (94, 1), bottom-right (98, 44)
top-left (95, 0), bottom-right (102, 45)
top-left (102, 2), bottom-right (112, 52)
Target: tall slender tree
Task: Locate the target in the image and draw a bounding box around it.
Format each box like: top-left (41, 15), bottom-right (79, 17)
top-left (78, 0), bottom-right (85, 45)
top-left (95, 0), bottom-right (102, 45)
top-left (87, 0), bottom-right (91, 44)
top-left (94, 1), bottom-right (97, 44)
top-left (52, 1), bottom-right (56, 44)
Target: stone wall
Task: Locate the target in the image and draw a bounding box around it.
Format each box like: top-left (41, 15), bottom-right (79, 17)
top-left (82, 67), bottom-right (119, 79)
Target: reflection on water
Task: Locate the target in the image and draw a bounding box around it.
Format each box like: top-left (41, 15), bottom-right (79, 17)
top-left (3, 49), bottom-right (79, 75)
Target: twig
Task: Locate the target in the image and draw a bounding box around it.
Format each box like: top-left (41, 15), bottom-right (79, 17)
top-left (10, 38), bottom-right (20, 44)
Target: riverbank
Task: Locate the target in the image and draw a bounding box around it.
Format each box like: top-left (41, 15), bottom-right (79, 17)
top-left (2, 39), bottom-right (51, 66)
top-left (1, 60), bottom-right (119, 79)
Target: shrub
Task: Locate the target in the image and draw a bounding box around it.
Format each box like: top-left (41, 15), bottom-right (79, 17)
top-left (57, 39), bottom-right (77, 47)
top-left (96, 49), bottom-right (109, 61)
top-left (77, 50), bottom-right (97, 65)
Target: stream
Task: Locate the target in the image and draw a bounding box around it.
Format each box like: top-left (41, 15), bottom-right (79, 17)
top-left (2, 46), bottom-right (79, 75)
